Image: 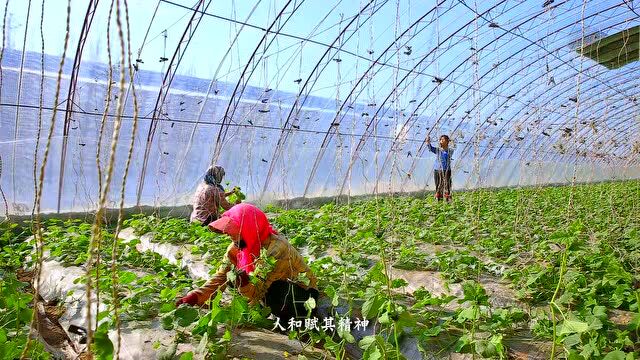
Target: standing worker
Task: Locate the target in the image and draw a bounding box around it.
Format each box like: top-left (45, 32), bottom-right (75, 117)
top-left (190, 165), bottom-right (240, 225)
top-left (427, 135), bottom-right (453, 202)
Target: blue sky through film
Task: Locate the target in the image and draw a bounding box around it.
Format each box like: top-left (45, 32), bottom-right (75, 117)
top-left (1, 0), bottom-right (639, 213)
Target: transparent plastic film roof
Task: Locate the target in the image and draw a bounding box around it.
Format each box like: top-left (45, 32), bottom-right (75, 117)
top-left (1, 0), bottom-right (639, 216)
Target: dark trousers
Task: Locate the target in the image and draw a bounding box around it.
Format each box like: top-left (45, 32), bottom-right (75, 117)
top-left (265, 280), bottom-right (319, 323)
top-left (434, 169), bottom-right (452, 199)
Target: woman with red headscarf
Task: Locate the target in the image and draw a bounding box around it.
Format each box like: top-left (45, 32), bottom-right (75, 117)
top-left (176, 203), bottom-right (319, 322)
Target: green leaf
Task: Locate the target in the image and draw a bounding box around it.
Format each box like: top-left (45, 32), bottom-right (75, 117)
top-left (119, 271), bottom-right (137, 285)
top-left (93, 326), bottom-right (114, 360)
top-left (359, 335), bottom-right (376, 349)
top-left (558, 320), bottom-right (589, 335)
top-left (222, 329), bottom-right (232, 342)
top-left (563, 334), bottom-right (582, 348)
top-left (196, 332), bottom-right (209, 355)
top-left (158, 342), bottom-right (177, 360)
top-left (178, 352), bottom-right (194, 360)
top-left (456, 306), bottom-right (480, 322)
top-left (159, 303), bottom-right (175, 314)
top-left (161, 314), bottom-right (174, 330)
top-left (229, 295), bottom-right (248, 323)
top-left (454, 334), bottom-right (473, 352)
top-left (391, 278), bottom-right (408, 288)
top-left (362, 288), bottom-right (385, 319)
top-left (378, 312), bottom-right (391, 325)
top-left (603, 350), bottom-right (627, 360)
top-left (175, 306), bottom-right (199, 327)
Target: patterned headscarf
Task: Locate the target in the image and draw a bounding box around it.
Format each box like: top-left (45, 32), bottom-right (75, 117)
top-left (204, 165), bottom-right (225, 191)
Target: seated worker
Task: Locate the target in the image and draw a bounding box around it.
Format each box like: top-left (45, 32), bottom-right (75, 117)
top-left (177, 203), bottom-right (319, 322)
top-left (190, 165), bottom-right (239, 225)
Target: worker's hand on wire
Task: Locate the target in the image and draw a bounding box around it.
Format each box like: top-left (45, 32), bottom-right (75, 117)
top-left (175, 292), bottom-right (198, 307)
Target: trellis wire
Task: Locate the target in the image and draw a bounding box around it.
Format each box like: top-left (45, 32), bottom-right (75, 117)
top-left (21, 0), bottom-right (72, 357)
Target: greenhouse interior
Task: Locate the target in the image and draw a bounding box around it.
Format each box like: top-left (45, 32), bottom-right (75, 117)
top-left (1, 0), bottom-right (639, 359)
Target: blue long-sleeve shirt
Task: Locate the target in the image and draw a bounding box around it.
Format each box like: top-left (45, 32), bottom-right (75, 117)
top-left (428, 144), bottom-right (453, 171)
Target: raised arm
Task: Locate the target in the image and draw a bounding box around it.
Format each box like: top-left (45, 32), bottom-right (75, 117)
top-left (219, 189), bottom-right (234, 210)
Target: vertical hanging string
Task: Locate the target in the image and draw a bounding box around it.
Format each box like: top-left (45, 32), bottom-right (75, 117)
top-left (550, 2), bottom-right (586, 359)
top-left (334, 12), bottom-right (343, 198)
top-left (0, 156), bottom-right (8, 220)
top-left (0, 0), bottom-right (8, 118)
top-left (472, 0), bottom-right (481, 241)
top-left (96, 0), bottom-right (115, 202)
top-left (25, 1), bottom-right (45, 352)
top-left (85, 0), bottom-right (127, 349)
top-left (92, 0), bottom-right (116, 340)
top-left (431, 0), bottom-right (440, 192)
top-left (568, 0), bottom-right (586, 220)
top-left (360, 0), bottom-right (375, 199)
top-left (0, 0), bottom-right (10, 219)
top-left (347, 0), bottom-right (366, 203)
top-left (390, 1), bottom-right (403, 357)
top-left (21, 0), bottom-right (72, 358)
top-left (469, 0), bottom-right (481, 348)
top-left (11, 0), bottom-right (32, 208)
top-left (31, 0), bottom-right (46, 219)
top-left (110, 0), bottom-right (139, 357)
top-left (386, 0), bottom-right (401, 197)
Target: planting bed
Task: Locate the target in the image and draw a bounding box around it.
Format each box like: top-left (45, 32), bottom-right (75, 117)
top-left (2, 181), bottom-right (639, 359)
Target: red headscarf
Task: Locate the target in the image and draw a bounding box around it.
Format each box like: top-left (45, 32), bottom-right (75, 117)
top-left (214, 203), bottom-right (276, 274)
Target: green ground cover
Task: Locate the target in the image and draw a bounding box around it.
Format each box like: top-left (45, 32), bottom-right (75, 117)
top-left (2, 180), bottom-right (639, 359)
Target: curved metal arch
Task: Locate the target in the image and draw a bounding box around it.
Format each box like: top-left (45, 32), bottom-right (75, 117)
top-left (497, 77), bottom-right (639, 166)
top-left (211, 0), bottom-right (302, 164)
top-left (365, 2), bottom-right (591, 191)
top-left (305, 0), bottom-right (515, 197)
top-left (611, 102), bottom-right (640, 159)
top-left (615, 129), bottom-right (640, 165)
top-left (469, 54), bottom-right (635, 165)
top-left (367, 0), bottom-right (600, 192)
top-left (538, 80), bottom-right (640, 164)
top-left (265, 0), bottom-right (449, 199)
top-left (484, 46), bottom-right (640, 164)
top-left (483, 93), bottom-right (638, 171)
top-left (482, 21), bottom-right (640, 163)
top-left (478, 65), bottom-right (637, 165)
top-left (340, 0), bottom-right (589, 195)
top-left (418, 11), bottom-right (632, 155)
top-left (135, 0), bottom-right (211, 206)
top-left (173, 0), bottom-right (264, 184)
top-left (397, 6), bottom-right (637, 190)
top-left (436, 1), bottom-right (635, 153)
top-left (11, 0), bottom-right (33, 209)
top-left (543, 98), bottom-right (640, 164)
top-left (456, 0), bottom-right (636, 100)
top-left (494, 98), bottom-right (637, 164)
top-left (467, 70), bottom-right (637, 166)
top-left (56, 0), bottom-right (100, 213)
top-left (513, 78), bottom-right (639, 165)
top-left (259, 0), bottom-right (386, 199)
